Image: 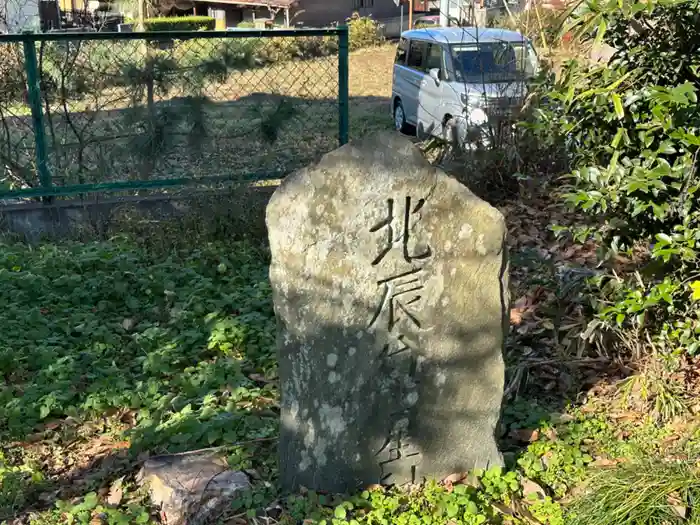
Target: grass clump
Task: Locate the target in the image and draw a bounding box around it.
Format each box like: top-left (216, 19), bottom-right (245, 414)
top-left (568, 458), bottom-right (700, 525)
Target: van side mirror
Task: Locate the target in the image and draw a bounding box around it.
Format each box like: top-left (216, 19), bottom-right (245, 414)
top-left (429, 68), bottom-right (441, 84)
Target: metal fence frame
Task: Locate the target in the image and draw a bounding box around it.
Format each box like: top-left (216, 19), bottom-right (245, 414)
top-left (0, 27), bottom-right (350, 200)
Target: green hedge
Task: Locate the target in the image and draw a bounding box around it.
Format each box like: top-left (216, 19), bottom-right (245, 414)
top-left (143, 16), bottom-right (215, 31)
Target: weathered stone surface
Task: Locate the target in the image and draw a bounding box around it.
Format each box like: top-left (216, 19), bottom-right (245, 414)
top-left (267, 132), bottom-right (508, 493)
top-left (137, 452), bottom-right (250, 525)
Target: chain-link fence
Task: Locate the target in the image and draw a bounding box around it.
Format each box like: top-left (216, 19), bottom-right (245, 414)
top-left (0, 28), bottom-right (349, 199)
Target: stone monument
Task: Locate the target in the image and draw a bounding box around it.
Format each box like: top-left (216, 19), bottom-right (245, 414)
top-left (267, 132), bottom-right (508, 493)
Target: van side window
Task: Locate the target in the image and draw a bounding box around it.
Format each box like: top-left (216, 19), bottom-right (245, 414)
top-left (395, 38), bottom-right (408, 64)
top-left (424, 43), bottom-right (443, 74)
top-left (406, 40), bottom-right (426, 70)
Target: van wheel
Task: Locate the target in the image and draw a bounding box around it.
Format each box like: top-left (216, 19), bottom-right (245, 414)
top-left (394, 101), bottom-right (410, 134)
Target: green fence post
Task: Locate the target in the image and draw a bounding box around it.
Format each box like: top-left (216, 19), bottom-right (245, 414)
top-left (338, 25), bottom-right (349, 146)
top-left (23, 38), bottom-right (52, 193)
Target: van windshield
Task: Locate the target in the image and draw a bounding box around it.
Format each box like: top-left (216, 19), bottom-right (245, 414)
top-left (450, 41), bottom-right (537, 83)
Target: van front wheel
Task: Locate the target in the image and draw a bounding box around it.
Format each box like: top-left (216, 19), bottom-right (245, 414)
top-left (394, 101), bottom-right (410, 134)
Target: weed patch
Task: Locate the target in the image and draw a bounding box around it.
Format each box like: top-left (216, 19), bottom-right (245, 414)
top-left (0, 238), bottom-right (277, 520)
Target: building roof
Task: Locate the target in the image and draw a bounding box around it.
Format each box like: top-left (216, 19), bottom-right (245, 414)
top-left (401, 27), bottom-right (527, 44)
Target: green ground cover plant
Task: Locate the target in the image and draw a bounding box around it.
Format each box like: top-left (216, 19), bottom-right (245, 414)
top-left (0, 236), bottom-right (279, 522)
top-left (0, 240), bottom-right (277, 449)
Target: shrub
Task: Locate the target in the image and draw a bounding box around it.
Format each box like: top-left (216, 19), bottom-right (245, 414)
top-left (533, 0), bottom-right (700, 363)
top-left (347, 12), bottom-right (383, 51)
top-left (540, 0), bottom-right (700, 243)
top-left (0, 44), bottom-right (26, 105)
top-left (143, 15), bottom-right (215, 31)
top-left (253, 35), bottom-right (336, 63)
top-left (298, 35), bottom-right (338, 58)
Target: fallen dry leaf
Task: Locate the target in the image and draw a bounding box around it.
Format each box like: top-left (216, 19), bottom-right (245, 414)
top-left (63, 416), bottom-right (80, 427)
top-left (25, 432), bottom-right (45, 443)
top-left (591, 457), bottom-right (619, 467)
top-left (609, 412), bottom-right (639, 422)
top-left (549, 412), bottom-right (575, 424)
top-left (510, 428), bottom-right (539, 443)
top-left (42, 421), bottom-right (61, 431)
top-left (106, 477), bottom-right (124, 506)
top-left (119, 411), bottom-right (137, 426)
top-left (561, 245), bottom-right (579, 260)
top-left (542, 451), bottom-right (555, 467)
top-left (521, 478), bottom-right (546, 500)
top-left (38, 489), bottom-right (61, 504)
top-left (443, 472), bottom-right (468, 484)
top-left (244, 468), bottom-right (262, 480)
top-left (510, 307), bottom-right (524, 325)
top-left (510, 294), bottom-right (537, 326)
top-left (544, 427), bottom-right (558, 441)
top-left (491, 501), bottom-right (516, 517)
top-left (248, 373), bottom-right (274, 384)
top-left (668, 492), bottom-right (687, 519)
top-left (662, 434), bottom-right (681, 445)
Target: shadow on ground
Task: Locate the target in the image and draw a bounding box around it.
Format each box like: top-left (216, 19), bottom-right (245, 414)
top-left (1, 94), bottom-right (393, 192)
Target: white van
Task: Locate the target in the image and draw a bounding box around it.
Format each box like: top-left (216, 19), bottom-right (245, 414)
top-left (391, 27), bottom-right (538, 148)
